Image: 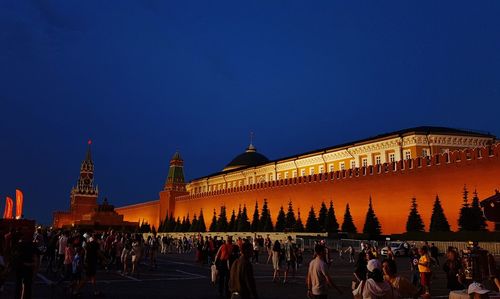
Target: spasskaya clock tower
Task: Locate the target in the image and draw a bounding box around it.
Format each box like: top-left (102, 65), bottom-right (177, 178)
top-left (70, 140), bottom-right (98, 215)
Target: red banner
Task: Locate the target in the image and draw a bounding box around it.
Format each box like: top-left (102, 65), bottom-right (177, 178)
top-left (3, 197), bottom-right (13, 219)
top-left (15, 189), bottom-right (23, 219)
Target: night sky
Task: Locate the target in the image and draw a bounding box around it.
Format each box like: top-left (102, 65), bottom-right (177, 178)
top-left (1, 1), bottom-right (499, 224)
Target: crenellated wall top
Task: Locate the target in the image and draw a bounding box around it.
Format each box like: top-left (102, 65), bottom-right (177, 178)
top-left (177, 144), bottom-right (499, 202)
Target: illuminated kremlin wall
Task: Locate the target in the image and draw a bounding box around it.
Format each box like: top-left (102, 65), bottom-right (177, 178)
top-left (115, 200), bottom-right (159, 227)
top-left (171, 145), bottom-right (500, 234)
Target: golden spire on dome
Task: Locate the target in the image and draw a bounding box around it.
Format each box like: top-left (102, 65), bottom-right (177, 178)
top-left (246, 131), bottom-right (256, 152)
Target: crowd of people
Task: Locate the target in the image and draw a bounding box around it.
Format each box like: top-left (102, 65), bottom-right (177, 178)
top-left (1, 226), bottom-right (499, 299)
top-left (0, 227), bottom-right (166, 298)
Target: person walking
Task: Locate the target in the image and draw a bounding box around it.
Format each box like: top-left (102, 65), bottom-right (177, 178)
top-left (13, 234), bottom-right (40, 299)
top-left (75, 234), bottom-right (102, 296)
top-left (306, 244), bottom-right (341, 299)
top-left (271, 240), bottom-right (282, 282)
top-left (56, 231), bottom-right (68, 271)
top-left (352, 259), bottom-right (393, 299)
top-left (283, 236), bottom-right (296, 284)
top-left (382, 258), bottom-right (418, 298)
top-left (442, 248), bottom-right (463, 291)
top-left (131, 235), bottom-right (143, 276)
top-left (215, 236), bottom-right (236, 298)
top-left (265, 235), bottom-right (272, 264)
top-left (430, 243), bottom-right (439, 266)
top-left (418, 246), bottom-right (432, 296)
top-left (409, 247), bottom-right (420, 287)
top-left (252, 237), bottom-right (260, 264)
top-left (229, 241), bottom-right (258, 299)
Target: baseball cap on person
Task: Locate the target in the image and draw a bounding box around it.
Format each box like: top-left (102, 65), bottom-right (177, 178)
top-left (367, 259), bottom-right (381, 272)
top-left (467, 282), bottom-right (490, 295)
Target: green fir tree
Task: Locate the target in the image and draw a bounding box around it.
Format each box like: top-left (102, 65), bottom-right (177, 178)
top-left (406, 197), bottom-right (425, 232)
top-left (209, 209), bottom-right (217, 232)
top-left (174, 217), bottom-right (182, 232)
top-left (294, 208), bottom-right (305, 232)
top-left (183, 214), bottom-right (191, 232)
top-left (458, 185), bottom-right (475, 231)
top-left (362, 197), bottom-right (382, 238)
top-left (228, 209), bottom-right (237, 232)
top-left (429, 195), bottom-right (450, 232)
top-left (471, 190), bottom-right (487, 231)
top-left (285, 201), bottom-right (297, 230)
top-left (341, 204), bottom-right (357, 233)
top-left (168, 213), bottom-right (176, 232)
top-left (251, 201), bottom-right (260, 232)
top-left (189, 214), bottom-right (198, 232)
top-left (275, 206), bottom-right (286, 232)
top-left (216, 206), bottom-right (228, 232)
top-left (235, 205), bottom-right (242, 231)
top-left (318, 201), bottom-right (328, 232)
top-left (198, 209), bottom-right (207, 232)
top-left (305, 206), bottom-right (320, 232)
top-left (259, 199), bottom-right (273, 232)
top-left (326, 200), bottom-right (339, 233)
top-left (237, 205), bottom-right (251, 232)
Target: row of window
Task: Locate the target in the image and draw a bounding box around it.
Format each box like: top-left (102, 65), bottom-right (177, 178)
top-left (191, 148), bottom-right (449, 194)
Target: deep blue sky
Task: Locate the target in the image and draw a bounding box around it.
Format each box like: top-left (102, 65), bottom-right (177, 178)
top-left (1, 1), bottom-right (499, 224)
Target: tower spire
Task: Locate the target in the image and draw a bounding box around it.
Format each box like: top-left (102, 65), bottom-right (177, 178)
top-left (73, 139), bottom-right (97, 196)
top-left (86, 139), bottom-right (92, 162)
top-left (164, 151), bottom-right (186, 191)
top-left (246, 131), bottom-right (256, 152)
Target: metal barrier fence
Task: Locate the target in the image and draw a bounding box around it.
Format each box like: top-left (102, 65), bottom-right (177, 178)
top-left (144, 233), bottom-right (500, 255)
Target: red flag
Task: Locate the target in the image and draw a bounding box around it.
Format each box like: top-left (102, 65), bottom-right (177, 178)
top-left (3, 197), bottom-right (13, 219)
top-left (15, 189), bottom-right (23, 219)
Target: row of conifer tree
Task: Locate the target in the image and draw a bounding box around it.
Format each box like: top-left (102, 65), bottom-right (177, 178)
top-left (155, 185), bottom-right (487, 236)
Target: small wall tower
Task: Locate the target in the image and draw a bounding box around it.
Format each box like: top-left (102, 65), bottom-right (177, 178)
top-left (159, 151), bottom-right (188, 226)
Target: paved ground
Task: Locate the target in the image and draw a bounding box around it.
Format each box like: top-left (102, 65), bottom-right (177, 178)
top-left (3, 252), bottom-right (451, 298)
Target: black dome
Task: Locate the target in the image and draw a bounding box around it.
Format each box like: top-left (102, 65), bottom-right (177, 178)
top-left (223, 144), bottom-right (269, 171)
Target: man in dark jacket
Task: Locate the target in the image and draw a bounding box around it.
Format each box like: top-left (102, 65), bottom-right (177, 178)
top-left (229, 241), bottom-right (258, 299)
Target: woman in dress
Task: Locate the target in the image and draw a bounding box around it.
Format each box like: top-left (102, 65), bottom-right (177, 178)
top-left (272, 240), bottom-right (282, 282)
top-left (131, 235), bottom-right (143, 276)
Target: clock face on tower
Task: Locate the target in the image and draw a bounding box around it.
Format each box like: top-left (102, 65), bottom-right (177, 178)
top-left (84, 178), bottom-right (91, 185)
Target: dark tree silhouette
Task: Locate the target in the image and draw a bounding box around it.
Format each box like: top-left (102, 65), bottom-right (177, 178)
top-left (318, 202), bottom-right (328, 232)
top-left (174, 217), bottom-right (182, 232)
top-left (341, 203), bottom-right (357, 233)
top-left (235, 205), bottom-right (242, 231)
top-left (294, 208), bottom-right (305, 232)
top-left (259, 199), bottom-right (273, 232)
top-left (168, 213), bottom-right (176, 232)
top-left (209, 209), bottom-right (217, 232)
top-left (362, 197), bottom-right (382, 238)
top-left (189, 214), bottom-right (198, 232)
top-left (251, 201), bottom-right (260, 232)
top-left (160, 214), bottom-right (169, 232)
top-left (471, 190), bottom-right (487, 231)
top-left (406, 197), bottom-right (425, 232)
top-left (305, 206), bottom-right (320, 232)
top-left (285, 201), bottom-right (297, 230)
top-left (237, 205), bottom-right (251, 232)
top-left (275, 206), bottom-right (286, 232)
top-left (326, 200), bottom-right (339, 233)
top-left (228, 209), bottom-right (236, 232)
top-left (198, 209), bottom-right (207, 232)
top-left (458, 185), bottom-right (475, 231)
top-left (183, 214), bottom-right (191, 232)
top-left (429, 195), bottom-right (450, 232)
top-left (217, 206), bottom-right (229, 232)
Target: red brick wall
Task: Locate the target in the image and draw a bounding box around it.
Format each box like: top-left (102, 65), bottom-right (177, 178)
top-left (115, 200), bottom-right (160, 229)
top-left (174, 146), bottom-right (500, 234)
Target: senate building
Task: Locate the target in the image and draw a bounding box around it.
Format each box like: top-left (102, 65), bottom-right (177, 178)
top-left (55, 126), bottom-right (500, 234)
